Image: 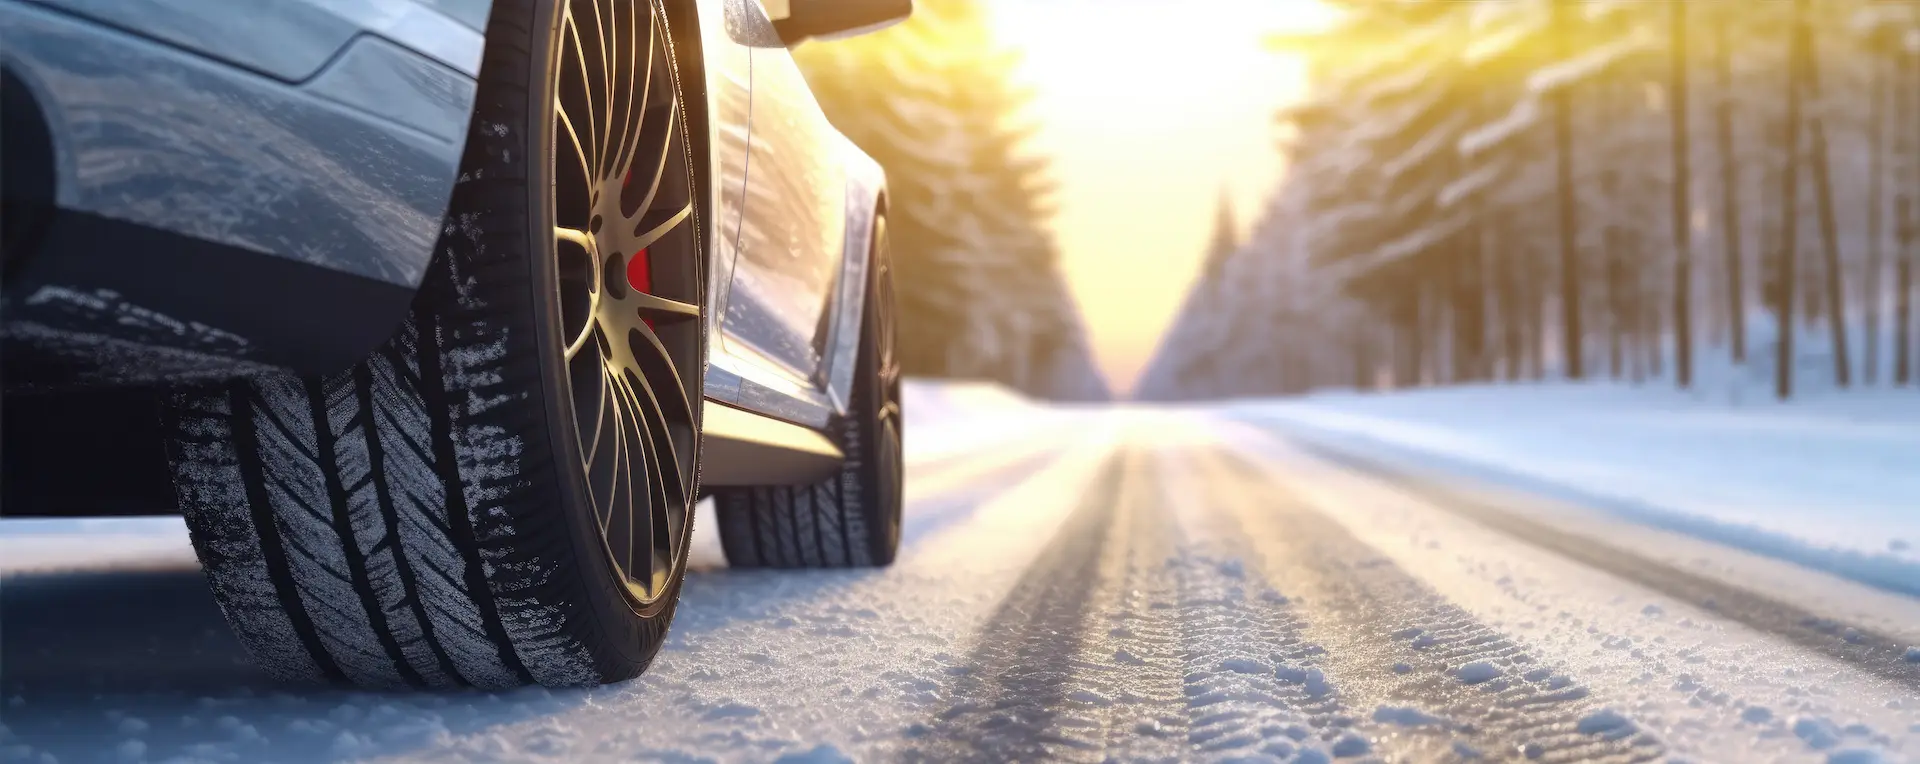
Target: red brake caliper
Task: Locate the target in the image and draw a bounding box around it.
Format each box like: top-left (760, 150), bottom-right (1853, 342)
top-left (627, 247), bottom-right (653, 329)
top-left (621, 169), bottom-right (655, 328)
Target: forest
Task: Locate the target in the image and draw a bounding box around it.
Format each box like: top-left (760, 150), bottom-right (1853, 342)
top-left (1141, 0), bottom-right (1920, 403)
top-left (791, 0), bottom-right (1110, 402)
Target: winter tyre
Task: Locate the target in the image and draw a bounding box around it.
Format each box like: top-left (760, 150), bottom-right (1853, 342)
top-left (162, 0), bottom-right (707, 689)
top-left (713, 215), bottom-right (904, 568)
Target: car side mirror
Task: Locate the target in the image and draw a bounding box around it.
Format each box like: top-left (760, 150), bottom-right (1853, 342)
top-left (769, 0), bottom-right (912, 46)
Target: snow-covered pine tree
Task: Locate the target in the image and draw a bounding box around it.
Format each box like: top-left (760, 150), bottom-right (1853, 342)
top-left (790, 0), bottom-right (1108, 400)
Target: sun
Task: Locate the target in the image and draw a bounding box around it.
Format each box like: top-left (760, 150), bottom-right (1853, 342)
top-left (983, 0), bottom-right (1343, 395)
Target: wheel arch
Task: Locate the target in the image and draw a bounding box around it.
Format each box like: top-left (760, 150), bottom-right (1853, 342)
top-left (822, 143), bottom-right (888, 415)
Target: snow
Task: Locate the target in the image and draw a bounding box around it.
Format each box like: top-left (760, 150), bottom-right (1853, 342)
top-left (1239, 383), bottom-right (1920, 592)
top-left (1455, 661), bottom-right (1502, 685)
top-left (1525, 32), bottom-right (1652, 97)
top-left (6, 381), bottom-right (1920, 762)
top-left (1456, 98), bottom-right (1539, 160)
top-left (1372, 705), bottom-right (1448, 727)
top-left (1576, 708), bottom-right (1634, 736)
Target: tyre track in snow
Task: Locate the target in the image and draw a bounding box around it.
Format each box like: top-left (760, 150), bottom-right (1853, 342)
top-left (1152, 447), bottom-right (1350, 761)
top-left (1286, 437), bottom-right (1920, 689)
top-left (1192, 448), bottom-right (1669, 763)
top-left (900, 451), bottom-right (1133, 762)
top-left (905, 442), bottom-right (1358, 762)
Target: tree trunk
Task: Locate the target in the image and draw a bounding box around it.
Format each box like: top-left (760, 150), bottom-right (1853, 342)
top-left (1798, 13), bottom-right (1852, 388)
top-left (1551, 0), bottom-right (1584, 380)
top-left (1496, 223), bottom-right (1525, 381)
top-left (1607, 227), bottom-right (1626, 379)
top-left (1455, 236), bottom-right (1488, 383)
top-left (1898, 202), bottom-right (1915, 386)
top-left (1866, 49), bottom-right (1886, 384)
top-left (1399, 286), bottom-right (1423, 389)
top-left (1715, 22), bottom-right (1748, 365)
top-left (1671, 0), bottom-right (1694, 387)
top-left (1899, 40), bottom-right (1918, 387)
top-left (1775, 0), bottom-right (1806, 400)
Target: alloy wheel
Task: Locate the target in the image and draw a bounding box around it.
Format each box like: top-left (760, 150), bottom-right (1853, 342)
top-left (550, 0), bottom-right (702, 611)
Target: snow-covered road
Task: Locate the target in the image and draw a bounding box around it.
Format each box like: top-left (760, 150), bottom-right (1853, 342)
top-left (3, 390), bottom-right (1917, 763)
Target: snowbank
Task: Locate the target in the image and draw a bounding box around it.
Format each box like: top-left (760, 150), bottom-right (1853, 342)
top-left (902, 377), bottom-right (1070, 464)
top-left (1240, 382), bottom-right (1920, 594)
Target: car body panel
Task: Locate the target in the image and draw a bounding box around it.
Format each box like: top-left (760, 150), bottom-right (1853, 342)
top-left (0, 0), bottom-right (475, 383)
top-left (1, 0), bottom-right (475, 289)
top-left (719, 41), bottom-right (846, 382)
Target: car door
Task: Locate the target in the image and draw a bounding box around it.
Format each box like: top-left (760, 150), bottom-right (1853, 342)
top-left (717, 14), bottom-right (847, 385)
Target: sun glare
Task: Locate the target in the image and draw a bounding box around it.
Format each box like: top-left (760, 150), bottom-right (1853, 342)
top-left (986, 0), bottom-right (1339, 395)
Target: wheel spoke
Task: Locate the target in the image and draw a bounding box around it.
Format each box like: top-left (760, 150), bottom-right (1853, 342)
top-left (632, 97), bottom-right (679, 216)
top-left (626, 323), bottom-right (695, 430)
top-left (631, 203), bottom-right (692, 252)
top-left (583, 350), bottom-right (610, 464)
top-left (633, 293), bottom-right (700, 324)
top-left (557, 104), bottom-right (596, 192)
top-left (562, 13), bottom-right (599, 176)
top-left (587, 0), bottom-right (613, 178)
top-left (612, 19), bottom-right (657, 193)
top-left (613, 370), bottom-right (659, 588)
top-left (644, 436), bottom-right (673, 594)
top-left (607, 2), bottom-right (639, 188)
top-left (625, 357), bottom-right (689, 502)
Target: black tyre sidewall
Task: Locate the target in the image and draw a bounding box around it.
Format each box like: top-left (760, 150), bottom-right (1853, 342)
top-left (856, 214), bottom-right (902, 565)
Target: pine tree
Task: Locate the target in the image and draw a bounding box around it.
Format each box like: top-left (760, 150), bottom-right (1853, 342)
top-left (790, 0), bottom-right (1107, 399)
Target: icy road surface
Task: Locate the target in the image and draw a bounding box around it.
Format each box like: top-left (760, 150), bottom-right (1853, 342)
top-left (4, 389), bottom-right (1918, 763)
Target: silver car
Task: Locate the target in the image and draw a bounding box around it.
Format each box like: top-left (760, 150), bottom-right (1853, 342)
top-left (0, 0), bottom-right (907, 688)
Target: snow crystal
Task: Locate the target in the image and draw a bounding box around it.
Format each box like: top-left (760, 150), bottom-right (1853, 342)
top-left (1827, 750), bottom-right (1892, 764)
top-left (1372, 706), bottom-right (1448, 727)
top-left (1797, 717), bottom-right (1844, 749)
top-left (702, 703), bottom-right (761, 720)
top-left (1330, 733), bottom-right (1370, 758)
top-left (1275, 665), bottom-right (1334, 697)
top-left (1456, 661), bottom-right (1502, 685)
top-left (1220, 658), bottom-right (1268, 675)
top-left (1576, 709), bottom-right (1634, 736)
top-left (774, 744), bottom-right (855, 764)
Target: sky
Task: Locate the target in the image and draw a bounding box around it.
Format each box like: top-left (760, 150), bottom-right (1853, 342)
top-left (985, 0), bottom-right (1341, 396)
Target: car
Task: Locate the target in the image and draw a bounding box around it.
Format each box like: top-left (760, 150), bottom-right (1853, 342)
top-left (0, 0), bottom-right (908, 688)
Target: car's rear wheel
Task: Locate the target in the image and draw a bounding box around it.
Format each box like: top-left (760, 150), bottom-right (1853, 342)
top-left (161, 0), bottom-right (705, 688)
top-left (713, 215), bottom-right (903, 568)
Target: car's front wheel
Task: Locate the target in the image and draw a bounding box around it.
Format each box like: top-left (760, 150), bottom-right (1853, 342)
top-left (162, 0), bottom-right (705, 689)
